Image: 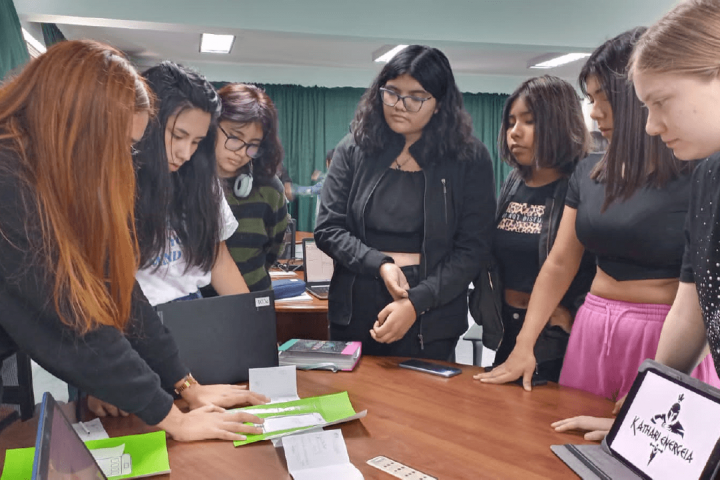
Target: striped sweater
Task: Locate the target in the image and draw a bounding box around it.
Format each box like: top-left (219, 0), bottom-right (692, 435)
top-left (225, 175), bottom-right (288, 292)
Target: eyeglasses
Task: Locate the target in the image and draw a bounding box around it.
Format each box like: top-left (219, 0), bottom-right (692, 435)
top-left (379, 87), bottom-right (433, 113)
top-left (218, 125), bottom-right (262, 158)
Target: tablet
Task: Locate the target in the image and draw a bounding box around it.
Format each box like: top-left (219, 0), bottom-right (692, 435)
top-left (604, 360), bottom-right (720, 480)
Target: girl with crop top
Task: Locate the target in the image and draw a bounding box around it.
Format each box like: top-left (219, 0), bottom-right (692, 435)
top-left (476, 28), bottom-right (720, 398)
top-left (487, 76), bottom-right (595, 382)
top-left (314, 45), bottom-right (496, 360)
top-left (133, 62), bottom-right (248, 306)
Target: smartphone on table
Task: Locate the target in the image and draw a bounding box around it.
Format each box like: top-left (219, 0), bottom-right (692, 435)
top-left (398, 359), bottom-right (462, 378)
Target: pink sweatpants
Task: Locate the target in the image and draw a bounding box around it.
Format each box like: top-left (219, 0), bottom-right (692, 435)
top-left (559, 293), bottom-right (720, 400)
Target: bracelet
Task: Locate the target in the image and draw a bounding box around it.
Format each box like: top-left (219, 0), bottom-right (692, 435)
top-left (174, 373), bottom-right (198, 395)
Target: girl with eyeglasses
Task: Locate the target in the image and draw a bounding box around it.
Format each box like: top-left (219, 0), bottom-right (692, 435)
top-left (132, 62), bottom-right (249, 306)
top-left (0, 41), bottom-right (266, 442)
top-left (214, 83), bottom-right (288, 292)
top-left (314, 45), bottom-right (496, 360)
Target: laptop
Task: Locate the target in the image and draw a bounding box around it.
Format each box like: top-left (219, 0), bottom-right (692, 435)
top-left (302, 238), bottom-right (334, 300)
top-left (552, 359), bottom-right (720, 480)
top-left (156, 291), bottom-right (279, 385)
top-left (277, 217), bottom-right (297, 261)
top-left (32, 392), bottom-right (110, 480)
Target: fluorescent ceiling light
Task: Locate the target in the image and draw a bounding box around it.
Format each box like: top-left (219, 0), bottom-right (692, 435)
top-left (374, 45), bottom-right (408, 63)
top-left (200, 33), bottom-right (235, 54)
top-left (22, 28), bottom-right (46, 54)
top-left (529, 53), bottom-right (591, 69)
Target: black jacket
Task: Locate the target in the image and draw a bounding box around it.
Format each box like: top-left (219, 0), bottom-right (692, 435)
top-left (471, 164), bottom-right (597, 350)
top-left (315, 134), bottom-right (496, 344)
top-left (0, 149), bottom-right (188, 425)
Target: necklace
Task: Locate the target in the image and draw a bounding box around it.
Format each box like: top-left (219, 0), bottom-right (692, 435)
top-left (394, 154), bottom-right (412, 170)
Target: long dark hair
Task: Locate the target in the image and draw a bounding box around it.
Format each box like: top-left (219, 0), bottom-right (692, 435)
top-left (134, 61), bottom-right (222, 272)
top-left (579, 28), bottom-right (689, 210)
top-left (217, 83), bottom-right (283, 182)
top-left (351, 45), bottom-right (475, 163)
top-left (499, 75), bottom-right (590, 180)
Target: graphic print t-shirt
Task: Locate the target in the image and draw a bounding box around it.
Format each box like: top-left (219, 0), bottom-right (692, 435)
top-left (494, 179), bottom-right (559, 293)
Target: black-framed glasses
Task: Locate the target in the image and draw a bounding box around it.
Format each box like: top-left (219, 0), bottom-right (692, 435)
top-left (218, 125), bottom-right (262, 158)
top-left (379, 87), bottom-right (433, 113)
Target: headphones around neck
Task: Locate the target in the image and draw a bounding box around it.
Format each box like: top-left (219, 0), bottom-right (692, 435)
top-left (233, 161), bottom-right (254, 198)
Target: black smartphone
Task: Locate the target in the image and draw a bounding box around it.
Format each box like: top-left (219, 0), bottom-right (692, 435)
top-left (398, 359), bottom-right (462, 378)
top-left (483, 366), bottom-right (548, 387)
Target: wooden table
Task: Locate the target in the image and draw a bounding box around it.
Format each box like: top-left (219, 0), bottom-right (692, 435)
top-left (0, 357), bottom-right (614, 479)
top-left (274, 230), bottom-right (329, 343)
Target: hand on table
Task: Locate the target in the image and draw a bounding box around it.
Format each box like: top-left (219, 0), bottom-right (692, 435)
top-left (379, 263), bottom-right (409, 301)
top-left (473, 347), bottom-right (537, 391)
top-left (370, 298), bottom-right (417, 344)
top-left (551, 416), bottom-right (614, 442)
top-left (181, 384), bottom-right (269, 411)
top-left (87, 396), bottom-right (129, 417)
top-left (159, 404), bottom-right (264, 442)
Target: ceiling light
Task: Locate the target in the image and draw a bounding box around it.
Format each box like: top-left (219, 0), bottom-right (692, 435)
top-left (200, 34), bottom-right (235, 54)
top-left (529, 53), bottom-right (591, 69)
top-left (22, 28), bottom-right (46, 55)
top-left (373, 45), bottom-right (408, 63)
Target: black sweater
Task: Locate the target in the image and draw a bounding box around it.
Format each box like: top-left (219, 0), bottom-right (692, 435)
top-left (0, 149), bottom-right (188, 425)
top-left (315, 133), bottom-right (496, 343)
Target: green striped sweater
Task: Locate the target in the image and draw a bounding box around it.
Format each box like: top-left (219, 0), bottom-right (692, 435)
top-left (224, 175), bottom-right (288, 292)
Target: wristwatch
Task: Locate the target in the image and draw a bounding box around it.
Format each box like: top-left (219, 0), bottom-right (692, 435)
top-left (174, 373), bottom-right (198, 395)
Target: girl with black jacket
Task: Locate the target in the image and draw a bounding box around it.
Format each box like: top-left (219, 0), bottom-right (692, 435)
top-left (314, 45), bottom-right (496, 360)
top-left (476, 76), bottom-right (595, 382)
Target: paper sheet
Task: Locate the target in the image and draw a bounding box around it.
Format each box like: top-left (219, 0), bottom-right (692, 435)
top-left (270, 271), bottom-right (297, 278)
top-left (283, 430), bottom-right (363, 480)
top-left (249, 365), bottom-right (300, 403)
top-left (72, 418), bottom-right (109, 441)
top-left (263, 413), bottom-right (325, 434)
top-left (89, 443), bottom-right (125, 461)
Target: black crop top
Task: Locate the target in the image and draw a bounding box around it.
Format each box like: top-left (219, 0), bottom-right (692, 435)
top-left (365, 169), bottom-right (425, 253)
top-left (566, 156), bottom-right (692, 281)
top-left (494, 179), bottom-right (560, 293)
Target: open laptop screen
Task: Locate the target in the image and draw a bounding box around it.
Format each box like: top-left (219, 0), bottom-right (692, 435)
top-left (303, 239), bottom-right (333, 283)
top-left (33, 393), bottom-right (107, 480)
top-left (607, 366), bottom-right (720, 480)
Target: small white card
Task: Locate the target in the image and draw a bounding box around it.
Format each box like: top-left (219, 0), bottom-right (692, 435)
top-left (249, 365), bottom-right (300, 403)
top-left (283, 430), bottom-right (363, 480)
top-left (263, 412), bottom-right (325, 434)
top-left (72, 418), bottom-right (109, 441)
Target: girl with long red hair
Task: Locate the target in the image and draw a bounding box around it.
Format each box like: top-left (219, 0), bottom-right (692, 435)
top-left (0, 40), bottom-right (266, 441)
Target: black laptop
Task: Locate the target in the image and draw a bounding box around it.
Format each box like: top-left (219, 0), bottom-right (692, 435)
top-left (156, 291), bottom-right (279, 385)
top-left (552, 359), bottom-right (720, 480)
top-left (301, 238), bottom-right (334, 300)
top-left (32, 392), bottom-right (110, 480)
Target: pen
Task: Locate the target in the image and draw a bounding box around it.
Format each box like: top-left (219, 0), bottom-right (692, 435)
top-left (79, 421), bottom-right (91, 435)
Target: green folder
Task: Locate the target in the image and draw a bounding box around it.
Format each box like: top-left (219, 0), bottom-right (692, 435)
top-left (232, 391), bottom-right (361, 447)
top-left (1, 430), bottom-right (170, 479)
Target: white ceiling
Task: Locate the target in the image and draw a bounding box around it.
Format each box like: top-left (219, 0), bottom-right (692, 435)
top-left (16, 0), bottom-right (683, 94)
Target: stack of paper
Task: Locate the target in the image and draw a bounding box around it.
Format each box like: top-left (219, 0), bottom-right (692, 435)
top-left (283, 430), bottom-right (363, 480)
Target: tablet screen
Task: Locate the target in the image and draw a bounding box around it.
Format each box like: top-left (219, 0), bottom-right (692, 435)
top-left (608, 369), bottom-right (720, 480)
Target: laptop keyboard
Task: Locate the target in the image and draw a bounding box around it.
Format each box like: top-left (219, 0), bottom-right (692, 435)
top-left (312, 285), bottom-right (329, 294)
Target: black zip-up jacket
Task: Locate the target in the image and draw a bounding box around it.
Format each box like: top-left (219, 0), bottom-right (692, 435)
top-left (314, 133), bottom-right (496, 344)
top-left (0, 149), bottom-right (189, 426)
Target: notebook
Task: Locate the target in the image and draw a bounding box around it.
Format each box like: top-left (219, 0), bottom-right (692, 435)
top-left (302, 238), bottom-right (333, 300)
top-left (156, 291), bottom-right (279, 384)
top-left (552, 359), bottom-right (720, 480)
top-left (32, 392), bottom-right (109, 480)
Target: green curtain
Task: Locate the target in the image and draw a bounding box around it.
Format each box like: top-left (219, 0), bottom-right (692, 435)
top-left (41, 23), bottom-right (66, 47)
top-left (463, 92), bottom-right (511, 195)
top-left (212, 81), bottom-right (508, 232)
top-left (0, 0), bottom-right (30, 80)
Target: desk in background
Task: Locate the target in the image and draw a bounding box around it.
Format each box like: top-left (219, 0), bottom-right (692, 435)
top-left (274, 230), bottom-right (329, 343)
top-left (0, 357), bottom-right (613, 479)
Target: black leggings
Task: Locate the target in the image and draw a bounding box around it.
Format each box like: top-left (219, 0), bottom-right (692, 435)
top-left (330, 266), bottom-right (457, 361)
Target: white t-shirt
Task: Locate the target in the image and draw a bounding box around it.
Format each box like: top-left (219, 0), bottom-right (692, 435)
top-left (136, 196), bottom-right (238, 306)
